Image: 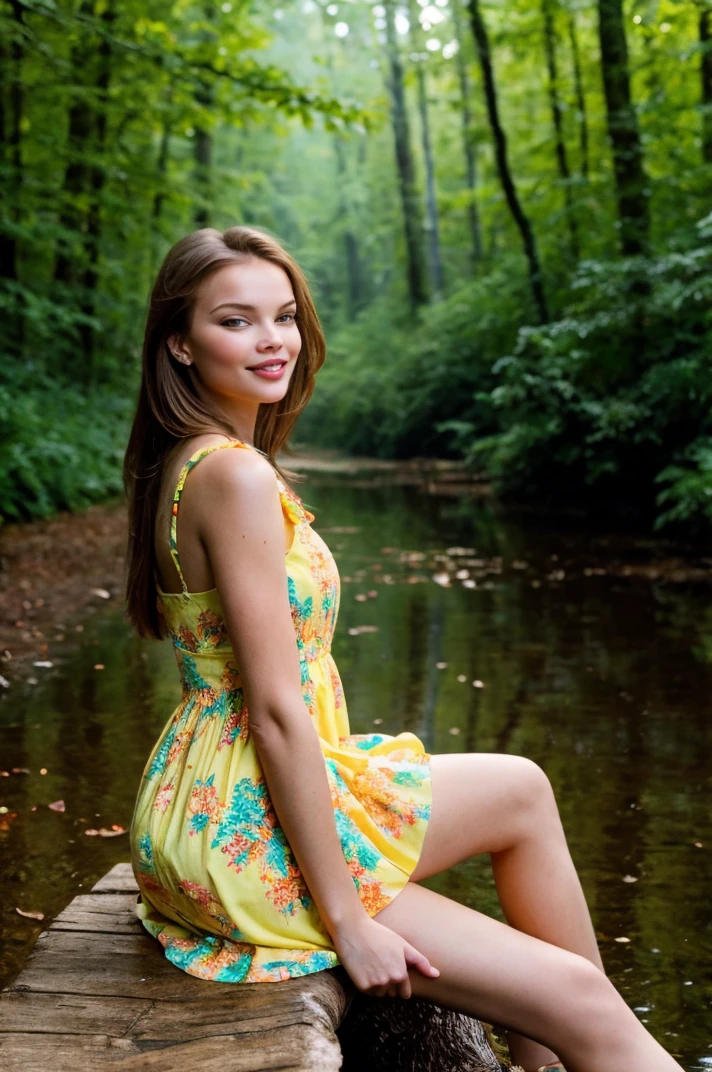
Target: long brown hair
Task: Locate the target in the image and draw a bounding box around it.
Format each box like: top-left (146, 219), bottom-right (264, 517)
top-left (123, 225), bottom-right (326, 640)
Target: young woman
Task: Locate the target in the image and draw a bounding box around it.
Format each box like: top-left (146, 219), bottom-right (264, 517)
top-left (125, 225), bottom-right (684, 1072)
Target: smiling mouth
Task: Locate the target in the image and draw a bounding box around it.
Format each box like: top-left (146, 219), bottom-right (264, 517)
top-left (247, 360), bottom-right (287, 371)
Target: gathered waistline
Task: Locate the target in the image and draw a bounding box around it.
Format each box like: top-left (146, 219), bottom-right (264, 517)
top-left (172, 644), bottom-right (333, 663)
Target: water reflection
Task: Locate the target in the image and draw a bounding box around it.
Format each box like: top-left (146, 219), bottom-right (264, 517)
top-left (1, 469), bottom-right (710, 1067)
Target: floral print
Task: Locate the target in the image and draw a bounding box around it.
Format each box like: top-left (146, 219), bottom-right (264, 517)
top-left (130, 440), bottom-right (432, 983)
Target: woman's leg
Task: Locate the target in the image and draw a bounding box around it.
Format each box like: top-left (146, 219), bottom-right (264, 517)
top-left (373, 882), bottom-right (684, 1072)
top-left (406, 753), bottom-right (614, 1067)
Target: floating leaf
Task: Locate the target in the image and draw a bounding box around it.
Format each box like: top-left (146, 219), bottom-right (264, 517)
top-left (15, 907), bottom-right (44, 920)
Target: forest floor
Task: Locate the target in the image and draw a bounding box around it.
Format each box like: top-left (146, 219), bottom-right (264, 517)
top-left (1, 447), bottom-right (710, 690)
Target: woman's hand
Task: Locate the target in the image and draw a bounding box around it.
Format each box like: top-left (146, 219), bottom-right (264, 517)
top-left (331, 914), bottom-right (440, 999)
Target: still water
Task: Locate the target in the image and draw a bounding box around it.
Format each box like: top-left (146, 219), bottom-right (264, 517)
top-left (1, 464), bottom-right (710, 1067)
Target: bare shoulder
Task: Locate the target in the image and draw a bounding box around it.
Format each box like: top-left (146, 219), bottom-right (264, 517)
top-left (184, 438), bottom-right (281, 526)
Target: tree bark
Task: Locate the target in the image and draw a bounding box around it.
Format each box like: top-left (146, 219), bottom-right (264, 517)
top-left (383, 0), bottom-right (428, 309)
top-left (53, 0), bottom-right (96, 291)
top-left (699, 3), bottom-right (712, 163)
top-left (334, 134), bottom-right (365, 319)
top-left (542, 0), bottom-right (579, 258)
top-left (0, 0), bottom-right (26, 355)
top-left (467, 0), bottom-right (548, 323)
top-left (452, 0), bottom-right (483, 269)
top-left (193, 4), bottom-right (218, 228)
top-left (597, 0), bottom-right (650, 256)
top-left (566, 6), bottom-right (590, 179)
top-left (81, 2), bottom-right (116, 385)
top-left (408, 0), bottom-right (444, 300)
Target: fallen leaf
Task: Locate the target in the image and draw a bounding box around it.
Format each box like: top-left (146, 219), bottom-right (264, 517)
top-left (622, 874), bottom-right (638, 883)
top-left (15, 907), bottom-right (44, 920)
top-left (48, 800), bottom-right (65, 812)
top-left (33, 661), bottom-right (53, 669)
top-left (84, 825), bottom-right (127, 837)
top-left (94, 664), bottom-right (105, 671)
top-left (614, 936), bottom-right (631, 943)
top-left (432, 572), bottom-right (451, 587)
top-left (456, 674), bottom-right (467, 683)
top-left (90, 588), bottom-right (111, 599)
top-left (0, 811), bottom-right (18, 831)
top-left (435, 662), bottom-right (448, 670)
top-left (11, 767), bottom-right (30, 775)
top-left (472, 680), bottom-right (485, 688)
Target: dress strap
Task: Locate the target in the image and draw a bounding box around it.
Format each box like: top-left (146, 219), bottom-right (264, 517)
top-left (168, 440), bottom-right (265, 599)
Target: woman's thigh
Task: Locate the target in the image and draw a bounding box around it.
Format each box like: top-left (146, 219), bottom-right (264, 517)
top-left (409, 751), bottom-right (557, 883)
top-left (372, 881), bottom-right (613, 1057)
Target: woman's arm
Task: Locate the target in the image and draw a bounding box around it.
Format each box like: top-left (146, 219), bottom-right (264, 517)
top-left (194, 448), bottom-right (366, 935)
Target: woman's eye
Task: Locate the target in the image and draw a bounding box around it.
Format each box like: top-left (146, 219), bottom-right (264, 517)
top-left (221, 313), bottom-right (296, 327)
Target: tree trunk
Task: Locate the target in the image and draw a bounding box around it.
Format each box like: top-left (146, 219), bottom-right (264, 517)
top-left (597, 0), bottom-right (650, 256)
top-left (415, 62), bottom-right (445, 300)
top-left (452, 0), bottom-right (483, 269)
top-left (467, 0), bottom-right (548, 323)
top-left (408, 0), bottom-right (444, 300)
top-left (334, 135), bottom-right (364, 319)
top-left (0, 0), bottom-right (25, 355)
top-left (193, 4), bottom-right (217, 229)
top-left (383, 0), bottom-right (428, 309)
top-left (699, 3), bottom-right (712, 163)
top-left (81, 2), bottom-right (116, 386)
top-left (194, 86), bottom-right (213, 229)
top-left (53, 0), bottom-right (96, 291)
top-left (566, 6), bottom-right (590, 180)
top-left (542, 0), bottom-right (579, 258)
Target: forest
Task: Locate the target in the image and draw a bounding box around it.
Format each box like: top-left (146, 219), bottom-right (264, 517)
top-left (2, 0), bottom-right (712, 535)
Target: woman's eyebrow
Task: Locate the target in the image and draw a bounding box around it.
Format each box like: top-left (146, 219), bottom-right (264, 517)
top-left (210, 299), bottom-right (297, 314)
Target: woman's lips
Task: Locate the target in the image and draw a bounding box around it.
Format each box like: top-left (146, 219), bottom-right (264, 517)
top-left (247, 361), bottom-right (287, 380)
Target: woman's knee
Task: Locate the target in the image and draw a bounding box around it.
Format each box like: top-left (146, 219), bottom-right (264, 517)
top-left (505, 755), bottom-right (557, 818)
top-left (543, 953), bottom-right (620, 1047)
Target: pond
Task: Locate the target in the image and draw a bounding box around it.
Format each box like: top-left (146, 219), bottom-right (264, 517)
top-left (1, 461), bottom-right (710, 1068)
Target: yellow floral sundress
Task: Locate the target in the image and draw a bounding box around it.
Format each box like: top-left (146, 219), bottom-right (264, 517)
top-left (129, 440), bottom-right (433, 983)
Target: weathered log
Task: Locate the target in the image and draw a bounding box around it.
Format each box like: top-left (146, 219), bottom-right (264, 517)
top-left (0, 863), bottom-right (504, 1071)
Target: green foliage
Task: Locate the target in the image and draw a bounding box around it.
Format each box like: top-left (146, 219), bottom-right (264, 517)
top-left (300, 259), bottom-right (530, 458)
top-left (0, 369), bottom-right (132, 523)
top-left (3, 0), bottom-right (712, 537)
top-left (466, 237), bottom-right (712, 527)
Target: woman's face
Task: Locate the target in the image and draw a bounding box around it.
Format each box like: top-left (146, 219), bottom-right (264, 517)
top-left (169, 256), bottom-right (301, 404)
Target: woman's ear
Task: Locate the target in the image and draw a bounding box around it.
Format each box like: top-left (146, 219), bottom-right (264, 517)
top-left (167, 333), bottom-right (192, 366)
